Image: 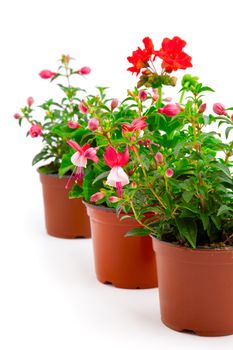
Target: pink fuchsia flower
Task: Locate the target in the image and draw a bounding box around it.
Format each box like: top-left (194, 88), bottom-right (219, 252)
top-left (155, 152), bottom-right (164, 164)
top-left (67, 140), bottom-right (99, 168)
top-left (14, 113), bottom-right (20, 119)
top-left (39, 70), bottom-right (56, 79)
top-left (122, 116), bottom-right (148, 134)
top-left (88, 118), bottom-right (99, 131)
top-left (27, 96), bottom-right (34, 107)
top-left (111, 98), bottom-right (119, 111)
top-left (213, 103), bottom-right (227, 116)
top-left (108, 196), bottom-right (121, 203)
top-left (90, 192), bottom-right (105, 202)
top-left (67, 120), bottom-right (80, 129)
top-left (78, 101), bottom-right (88, 114)
top-left (29, 124), bottom-right (42, 138)
top-left (139, 90), bottom-right (148, 101)
top-left (78, 66), bottom-right (91, 75)
top-left (165, 168), bottom-right (174, 177)
top-left (158, 104), bottom-right (180, 117)
top-left (104, 146), bottom-right (130, 197)
top-left (198, 103), bottom-right (207, 114)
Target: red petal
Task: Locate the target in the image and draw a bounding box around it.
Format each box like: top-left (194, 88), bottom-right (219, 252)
top-left (67, 140), bottom-right (83, 152)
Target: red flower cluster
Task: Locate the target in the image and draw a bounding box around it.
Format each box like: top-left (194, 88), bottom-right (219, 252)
top-left (127, 37), bottom-right (156, 75)
top-left (127, 36), bottom-right (192, 75)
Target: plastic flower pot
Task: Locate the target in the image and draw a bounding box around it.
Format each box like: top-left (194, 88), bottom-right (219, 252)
top-left (85, 202), bottom-right (157, 289)
top-left (39, 172), bottom-right (91, 238)
top-left (152, 237), bottom-right (233, 336)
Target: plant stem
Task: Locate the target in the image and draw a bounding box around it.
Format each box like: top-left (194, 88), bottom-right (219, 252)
top-left (130, 201), bottom-right (156, 234)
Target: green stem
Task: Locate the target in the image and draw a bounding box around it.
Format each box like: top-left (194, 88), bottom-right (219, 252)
top-left (179, 90), bottom-right (185, 104)
top-left (130, 201), bottom-right (156, 234)
top-left (157, 85), bottom-right (163, 108)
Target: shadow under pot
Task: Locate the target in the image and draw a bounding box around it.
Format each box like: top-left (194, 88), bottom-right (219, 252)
top-left (39, 172), bottom-right (91, 239)
top-left (85, 202), bottom-right (157, 289)
top-left (152, 237), bottom-right (233, 336)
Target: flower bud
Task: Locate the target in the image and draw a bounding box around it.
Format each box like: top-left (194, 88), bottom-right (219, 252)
top-left (165, 168), bottom-right (174, 177)
top-left (142, 69), bottom-right (150, 75)
top-left (231, 115), bottom-right (233, 122)
top-left (108, 196), bottom-right (121, 203)
top-left (164, 97), bottom-right (172, 102)
top-left (29, 124), bottom-right (42, 138)
top-left (88, 118), bottom-right (99, 131)
top-left (155, 152), bottom-right (164, 164)
top-left (139, 90), bottom-right (147, 101)
top-left (198, 103), bottom-right (207, 114)
top-left (78, 101), bottom-right (88, 114)
top-left (39, 70), bottom-right (56, 79)
top-left (158, 104), bottom-right (180, 117)
top-left (90, 192), bottom-right (105, 202)
top-left (78, 66), bottom-right (91, 75)
top-left (213, 103), bottom-right (227, 116)
top-left (27, 96), bottom-right (34, 107)
top-left (14, 113), bottom-right (20, 119)
top-left (61, 54), bottom-right (70, 64)
top-left (131, 181), bottom-right (137, 189)
top-left (111, 98), bottom-right (119, 110)
top-left (67, 120), bottom-right (80, 129)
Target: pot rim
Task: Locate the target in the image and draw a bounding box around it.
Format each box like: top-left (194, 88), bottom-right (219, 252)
top-left (83, 201), bottom-right (117, 213)
top-left (37, 168), bottom-right (70, 179)
top-left (150, 235), bottom-right (233, 252)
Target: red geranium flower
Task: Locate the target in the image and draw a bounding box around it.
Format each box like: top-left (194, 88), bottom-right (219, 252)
top-left (158, 36), bottom-right (192, 73)
top-left (127, 37), bottom-right (157, 75)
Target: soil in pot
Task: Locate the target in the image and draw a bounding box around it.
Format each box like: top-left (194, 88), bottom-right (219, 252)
top-left (85, 202), bottom-right (157, 289)
top-left (152, 237), bottom-right (233, 336)
top-left (40, 173), bottom-right (91, 239)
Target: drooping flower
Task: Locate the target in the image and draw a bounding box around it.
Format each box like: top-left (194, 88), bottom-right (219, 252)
top-left (198, 103), bottom-right (207, 114)
top-left (67, 120), bottom-right (80, 129)
top-left (78, 66), bottom-right (91, 75)
top-left (27, 96), bottom-right (34, 107)
top-left (122, 116), bottom-right (148, 134)
top-left (29, 124), bottom-right (42, 138)
top-left (139, 90), bottom-right (148, 101)
top-left (78, 101), bottom-right (88, 114)
top-left (90, 192), bottom-right (105, 202)
top-left (165, 168), bottom-right (174, 177)
top-left (158, 36), bottom-right (192, 73)
top-left (127, 37), bottom-right (156, 75)
top-left (155, 152), bottom-right (164, 164)
top-left (104, 146), bottom-right (130, 196)
top-left (39, 70), bottom-right (56, 79)
top-left (111, 98), bottom-right (119, 110)
top-left (158, 104), bottom-right (180, 117)
top-left (88, 118), bottom-right (99, 131)
top-left (213, 103), bottom-right (227, 116)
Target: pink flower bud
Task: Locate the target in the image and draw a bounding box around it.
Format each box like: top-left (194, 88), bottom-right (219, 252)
top-left (27, 96), bottom-right (34, 107)
top-left (29, 124), bottom-right (42, 138)
top-left (213, 103), bottom-right (227, 116)
top-left (78, 66), bottom-right (91, 75)
top-left (78, 101), bottom-right (88, 114)
top-left (39, 70), bottom-right (56, 79)
top-left (153, 92), bottom-right (159, 102)
top-left (131, 181), bottom-right (137, 188)
top-left (67, 120), bottom-right (80, 129)
top-left (158, 104), bottom-right (180, 117)
top-left (165, 168), bottom-right (174, 177)
top-left (88, 118), bottom-right (99, 131)
top-left (231, 115), bottom-right (233, 122)
top-left (14, 113), bottom-right (20, 119)
top-left (198, 103), bottom-right (207, 114)
top-left (111, 98), bottom-right (119, 110)
top-left (155, 152), bottom-right (164, 164)
top-left (139, 90), bottom-right (148, 101)
top-left (108, 196), bottom-right (121, 203)
top-left (90, 192), bottom-right (105, 202)
top-left (164, 97), bottom-right (172, 102)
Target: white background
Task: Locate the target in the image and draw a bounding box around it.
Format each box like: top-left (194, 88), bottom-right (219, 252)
top-left (1, 0), bottom-right (233, 349)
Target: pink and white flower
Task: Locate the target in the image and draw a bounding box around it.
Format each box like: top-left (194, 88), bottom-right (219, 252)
top-left (122, 116), bottom-right (148, 134)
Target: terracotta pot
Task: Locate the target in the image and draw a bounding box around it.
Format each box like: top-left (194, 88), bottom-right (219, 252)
top-left (39, 172), bottom-right (91, 238)
top-left (152, 238), bottom-right (233, 336)
top-left (85, 203), bottom-right (157, 289)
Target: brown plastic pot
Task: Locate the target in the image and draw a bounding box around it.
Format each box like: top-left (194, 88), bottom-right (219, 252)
top-left (152, 237), bottom-right (233, 336)
top-left (85, 202), bottom-right (157, 289)
top-left (39, 172), bottom-right (91, 239)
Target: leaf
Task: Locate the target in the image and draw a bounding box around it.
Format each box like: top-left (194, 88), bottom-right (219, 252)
top-left (182, 191), bottom-right (194, 203)
top-left (32, 150), bottom-right (49, 165)
top-left (175, 218), bottom-right (197, 248)
top-left (217, 205), bottom-right (233, 216)
top-left (225, 126), bottom-right (233, 139)
top-left (200, 213), bottom-right (209, 231)
top-left (125, 227), bottom-right (149, 237)
top-left (92, 171), bottom-right (110, 185)
top-left (198, 86), bottom-right (215, 93)
top-left (211, 215), bottom-right (221, 230)
top-left (69, 184), bottom-right (83, 199)
top-left (58, 152), bottom-right (73, 177)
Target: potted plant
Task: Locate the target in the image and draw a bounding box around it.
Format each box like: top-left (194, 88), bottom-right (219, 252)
top-left (14, 54), bottom-right (92, 238)
top-left (65, 87), bottom-right (157, 289)
top-left (108, 36), bottom-right (233, 336)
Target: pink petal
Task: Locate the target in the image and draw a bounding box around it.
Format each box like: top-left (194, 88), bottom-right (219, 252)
top-left (67, 140), bottom-right (83, 153)
top-left (104, 146), bottom-right (119, 167)
top-left (117, 146), bottom-right (129, 167)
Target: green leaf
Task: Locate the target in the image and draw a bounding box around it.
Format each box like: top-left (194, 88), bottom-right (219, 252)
top-left (58, 152), bottom-right (73, 177)
top-left (211, 215), bottom-right (221, 230)
top-left (217, 205), bottom-right (233, 216)
top-left (125, 227), bottom-right (149, 237)
top-left (92, 171), bottom-right (110, 185)
top-left (225, 126), bottom-right (233, 139)
top-left (69, 184), bottom-right (83, 199)
top-left (200, 213), bottom-right (209, 231)
top-left (182, 191), bottom-right (194, 203)
top-left (175, 218), bottom-right (197, 248)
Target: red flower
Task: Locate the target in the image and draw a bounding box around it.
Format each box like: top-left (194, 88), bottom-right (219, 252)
top-left (104, 146), bottom-right (129, 168)
top-left (29, 124), bottom-right (42, 138)
top-left (122, 116), bottom-right (148, 134)
top-left (158, 36), bottom-right (192, 73)
top-left (39, 70), bottom-right (56, 79)
top-left (127, 37), bottom-right (156, 75)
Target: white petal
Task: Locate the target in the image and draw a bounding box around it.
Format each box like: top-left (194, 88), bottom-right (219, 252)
top-left (106, 166), bottom-right (129, 187)
top-left (71, 152), bottom-right (87, 168)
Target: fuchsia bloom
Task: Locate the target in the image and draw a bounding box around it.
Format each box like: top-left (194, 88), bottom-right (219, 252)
top-left (67, 120), bottom-right (80, 129)
top-left (158, 104), bottom-right (180, 117)
top-left (78, 66), bottom-right (91, 75)
top-left (88, 118), bottom-right (99, 131)
top-left (39, 70), bottom-right (56, 79)
top-left (139, 90), bottom-right (148, 101)
top-left (111, 98), bottom-right (119, 110)
top-left (27, 96), bottom-right (34, 107)
top-left (122, 116), bottom-right (148, 134)
top-left (198, 103), bottom-right (207, 114)
top-left (66, 140), bottom-right (99, 189)
top-left (29, 124), bottom-right (42, 138)
top-left (104, 146), bottom-right (130, 197)
top-left (165, 168), bottom-right (174, 177)
top-left (90, 192), bottom-right (105, 202)
top-left (79, 101), bottom-right (88, 114)
top-left (213, 103), bottom-right (227, 116)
